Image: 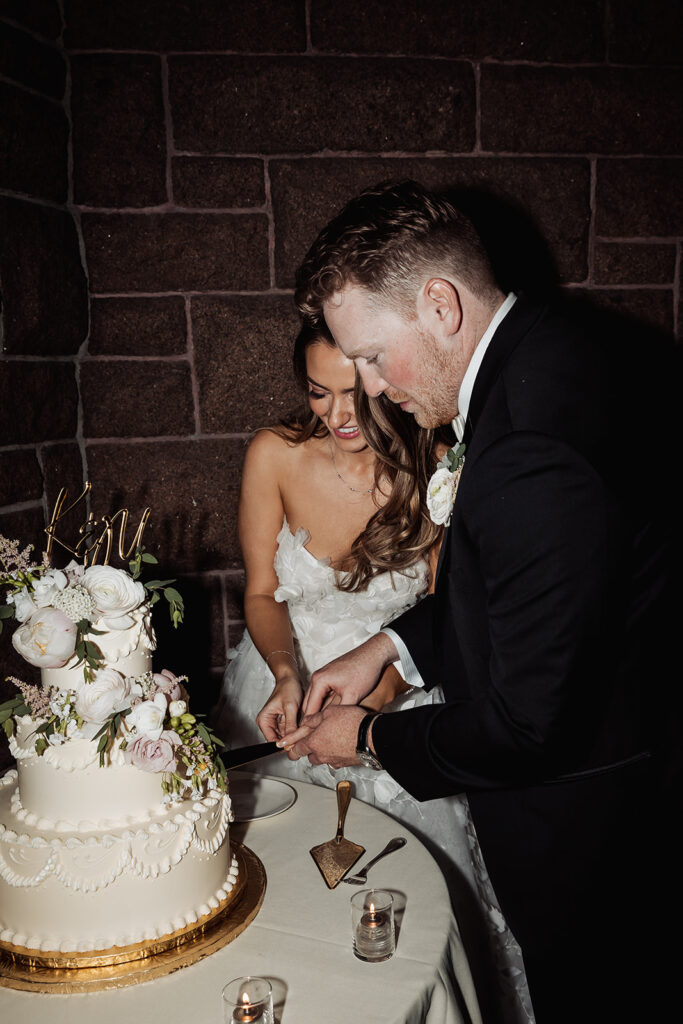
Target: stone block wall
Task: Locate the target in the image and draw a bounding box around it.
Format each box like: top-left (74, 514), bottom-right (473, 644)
top-left (1, 2), bottom-right (681, 755)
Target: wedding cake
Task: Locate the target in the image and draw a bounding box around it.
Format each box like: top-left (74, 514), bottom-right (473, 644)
top-left (0, 537), bottom-right (238, 959)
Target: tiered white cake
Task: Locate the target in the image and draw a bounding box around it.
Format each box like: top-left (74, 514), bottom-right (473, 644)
top-left (0, 565), bottom-right (237, 958)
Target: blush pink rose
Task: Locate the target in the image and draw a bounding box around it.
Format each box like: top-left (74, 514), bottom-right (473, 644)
top-left (124, 730), bottom-right (180, 773)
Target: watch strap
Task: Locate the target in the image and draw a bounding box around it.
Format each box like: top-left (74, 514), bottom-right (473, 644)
top-left (357, 712), bottom-right (382, 758)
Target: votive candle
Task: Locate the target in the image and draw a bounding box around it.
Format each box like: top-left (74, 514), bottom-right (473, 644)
top-left (351, 889), bottom-right (396, 962)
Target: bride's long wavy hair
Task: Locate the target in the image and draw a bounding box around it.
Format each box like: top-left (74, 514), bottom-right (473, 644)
top-left (272, 321), bottom-right (451, 591)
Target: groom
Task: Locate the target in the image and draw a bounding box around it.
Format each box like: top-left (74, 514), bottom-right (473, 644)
top-left (280, 181), bottom-right (676, 1022)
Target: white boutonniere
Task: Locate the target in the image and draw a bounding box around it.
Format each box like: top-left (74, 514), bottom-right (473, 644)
top-left (426, 443), bottom-right (466, 527)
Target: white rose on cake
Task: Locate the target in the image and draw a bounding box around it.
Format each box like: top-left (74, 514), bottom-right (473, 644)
top-left (127, 692), bottom-right (168, 740)
top-left (11, 607), bottom-right (78, 668)
top-left (7, 588), bottom-right (38, 623)
top-left (31, 568), bottom-right (68, 608)
top-left (83, 564), bottom-right (145, 628)
top-left (75, 667), bottom-right (135, 726)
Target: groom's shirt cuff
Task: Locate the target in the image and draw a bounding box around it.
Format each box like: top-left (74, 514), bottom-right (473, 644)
top-left (381, 628), bottom-right (425, 688)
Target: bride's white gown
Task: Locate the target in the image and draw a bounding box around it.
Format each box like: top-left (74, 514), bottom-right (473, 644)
top-left (211, 519), bottom-right (534, 1024)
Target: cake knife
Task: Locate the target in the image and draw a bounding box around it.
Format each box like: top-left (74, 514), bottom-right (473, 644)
top-left (221, 740), bottom-right (281, 771)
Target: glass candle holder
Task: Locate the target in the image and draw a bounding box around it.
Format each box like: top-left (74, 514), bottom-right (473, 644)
top-left (350, 888), bottom-right (396, 962)
top-left (222, 976), bottom-right (274, 1024)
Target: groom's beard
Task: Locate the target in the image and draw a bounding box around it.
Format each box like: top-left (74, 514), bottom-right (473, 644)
top-left (385, 326), bottom-right (459, 430)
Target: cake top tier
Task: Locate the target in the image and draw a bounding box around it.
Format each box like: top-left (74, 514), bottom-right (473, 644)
top-left (1, 532), bottom-right (225, 805)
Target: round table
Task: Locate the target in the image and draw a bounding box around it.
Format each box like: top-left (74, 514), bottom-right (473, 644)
top-left (0, 776), bottom-right (482, 1024)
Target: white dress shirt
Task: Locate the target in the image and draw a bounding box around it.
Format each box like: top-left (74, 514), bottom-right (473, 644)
top-left (383, 293), bottom-right (517, 688)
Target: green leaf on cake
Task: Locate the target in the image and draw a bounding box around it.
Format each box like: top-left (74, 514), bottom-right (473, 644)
top-left (97, 731), bottom-right (109, 766)
top-left (143, 579), bottom-right (175, 590)
top-left (196, 722), bottom-right (212, 747)
top-left (163, 586), bottom-right (184, 628)
top-left (84, 640), bottom-right (104, 659)
top-left (0, 695), bottom-right (30, 723)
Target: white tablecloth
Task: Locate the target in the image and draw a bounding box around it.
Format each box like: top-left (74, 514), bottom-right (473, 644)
top-left (0, 776), bottom-right (482, 1024)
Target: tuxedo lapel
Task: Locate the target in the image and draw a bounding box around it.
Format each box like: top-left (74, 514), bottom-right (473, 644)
top-left (433, 296), bottom-right (546, 588)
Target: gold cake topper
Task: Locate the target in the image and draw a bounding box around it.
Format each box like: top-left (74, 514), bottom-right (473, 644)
top-left (45, 482), bottom-right (151, 567)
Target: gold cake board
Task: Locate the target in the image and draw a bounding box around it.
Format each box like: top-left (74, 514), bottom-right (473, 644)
top-left (0, 843), bottom-right (265, 994)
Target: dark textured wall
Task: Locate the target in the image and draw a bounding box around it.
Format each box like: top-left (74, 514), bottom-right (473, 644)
top-left (1, 2), bottom-right (681, 757)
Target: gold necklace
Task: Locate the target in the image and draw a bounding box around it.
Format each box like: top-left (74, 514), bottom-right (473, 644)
top-left (328, 439), bottom-right (374, 495)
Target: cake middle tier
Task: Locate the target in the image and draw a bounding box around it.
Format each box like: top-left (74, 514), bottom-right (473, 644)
top-left (10, 716), bottom-right (165, 827)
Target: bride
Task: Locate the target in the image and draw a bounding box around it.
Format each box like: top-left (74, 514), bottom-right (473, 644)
top-left (211, 320), bottom-right (448, 789)
top-left (211, 321), bottom-right (534, 1024)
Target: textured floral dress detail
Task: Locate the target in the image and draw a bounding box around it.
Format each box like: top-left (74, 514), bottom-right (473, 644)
top-left (211, 519), bottom-right (534, 1024)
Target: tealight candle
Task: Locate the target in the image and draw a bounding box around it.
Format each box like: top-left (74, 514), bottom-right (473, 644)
top-left (232, 992), bottom-right (264, 1023)
top-left (351, 889), bottom-right (396, 962)
top-left (222, 977), bottom-right (273, 1024)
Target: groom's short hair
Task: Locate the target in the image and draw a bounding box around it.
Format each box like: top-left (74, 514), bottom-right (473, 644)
top-left (294, 179), bottom-right (500, 322)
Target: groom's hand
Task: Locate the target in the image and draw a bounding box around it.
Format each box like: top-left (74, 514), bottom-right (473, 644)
top-left (301, 632), bottom-right (399, 717)
top-left (279, 705), bottom-right (367, 767)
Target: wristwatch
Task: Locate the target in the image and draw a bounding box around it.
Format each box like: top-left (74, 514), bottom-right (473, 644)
top-left (356, 712), bottom-right (383, 770)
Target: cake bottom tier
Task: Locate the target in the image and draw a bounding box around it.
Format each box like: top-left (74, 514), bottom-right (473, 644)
top-left (0, 844), bottom-right (266, 993)
top-left (0, 769), bottom-right (235, 955)
top-left (0, 850), bottom-right (241, 966)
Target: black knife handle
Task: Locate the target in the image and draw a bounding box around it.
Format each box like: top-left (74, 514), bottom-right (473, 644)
top-left (222, 740), bottom-right (280, 770)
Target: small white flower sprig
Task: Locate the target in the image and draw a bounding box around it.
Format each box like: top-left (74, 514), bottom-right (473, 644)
top-left (426, 442), bottom-right (466, 527)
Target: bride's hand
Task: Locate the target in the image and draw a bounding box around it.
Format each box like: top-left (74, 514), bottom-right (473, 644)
top-left (256, 676), bottom-right (304, 741)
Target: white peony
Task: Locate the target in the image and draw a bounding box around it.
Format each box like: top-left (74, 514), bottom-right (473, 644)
top-left (83, 564), bottom-right (145, 628)
top-left (75, 667), bottom-right (134, 725)
top-left (7, 589), bottom-right (37, 622)
top-left (31, 569), bottom-right (68, 609)
top-left (426, 466), bottom-right (458, 526)
top-left (127, 692), bottom-right (168, 740)
top-left (11, 607), bottom-right (78, 668)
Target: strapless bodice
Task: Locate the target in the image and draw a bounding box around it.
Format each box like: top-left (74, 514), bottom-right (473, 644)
top-left (273, 518), bottom-right (428, 674)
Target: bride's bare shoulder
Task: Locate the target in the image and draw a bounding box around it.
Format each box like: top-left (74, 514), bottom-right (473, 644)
top-left (245, 428), bottom-right (320, 472)
top-left (246, 427), bottom-right (294, 460)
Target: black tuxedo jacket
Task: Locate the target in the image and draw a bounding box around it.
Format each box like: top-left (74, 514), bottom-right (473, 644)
top-left (374, 293), bottom-right (675, 801)
top-left (374, 290), bottom-right (679, 1024)
top-left (372, 294), bottom-right (678, 1018)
